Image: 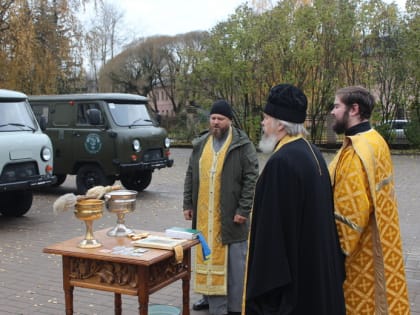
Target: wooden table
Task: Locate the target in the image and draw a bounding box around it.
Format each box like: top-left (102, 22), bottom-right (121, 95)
top-left (43, 229), bottom-right (199, 315)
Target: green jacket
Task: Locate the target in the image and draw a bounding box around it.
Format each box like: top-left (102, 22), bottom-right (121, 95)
top-left (183, 127), bottom-right (259, 244)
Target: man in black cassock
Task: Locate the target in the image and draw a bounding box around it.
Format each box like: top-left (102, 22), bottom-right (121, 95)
top-left (243, 84), bottom-right (346, 315)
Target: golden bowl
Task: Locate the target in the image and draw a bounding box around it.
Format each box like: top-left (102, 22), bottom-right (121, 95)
top-left (74, 199), bottom-right (104, 220)
top-left (73, 199), bottom-right (104, 248)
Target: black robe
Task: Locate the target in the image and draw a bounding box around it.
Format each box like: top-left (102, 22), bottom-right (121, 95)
top-left (245, 139), bottom-right (346, 315)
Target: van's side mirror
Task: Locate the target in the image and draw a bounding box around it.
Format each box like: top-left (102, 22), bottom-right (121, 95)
top-left (87, 108), bottom-right (102, 125)
top-left (156, 113), bottom-right (162, 125)
top-left (39, 116), bottom-right (47, 131)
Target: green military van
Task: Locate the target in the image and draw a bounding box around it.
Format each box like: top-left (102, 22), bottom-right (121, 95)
top-left (0, 89), bottom-right (56, 216)
top-left (29, 93), bottom-right (173, 194)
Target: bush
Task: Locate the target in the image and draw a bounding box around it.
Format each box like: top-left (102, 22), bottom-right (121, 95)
top-left (405, 120), bottom-right (420, 148)
top-left (375, 123), bottom-right (394, 145)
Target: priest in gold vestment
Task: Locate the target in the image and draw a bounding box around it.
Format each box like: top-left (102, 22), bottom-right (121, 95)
top-left (329, 86), bottom-right (410, 314)
top-left (183, 100), bottom-right (259, 315)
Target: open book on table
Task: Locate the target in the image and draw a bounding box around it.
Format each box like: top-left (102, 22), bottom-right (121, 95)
top-left (131, 235), bottom-right (187, 250)
top-left (164, 226), bottom-right (200, 240)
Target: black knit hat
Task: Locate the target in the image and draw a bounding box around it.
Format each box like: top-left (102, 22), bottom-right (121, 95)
top-left (210, 100), bottom-right (233, 119)
top-left (263, 84), bottom-right (307, 123)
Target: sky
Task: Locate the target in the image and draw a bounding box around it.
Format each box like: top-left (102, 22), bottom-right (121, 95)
top-left (113, 0), bottom-right (406, 39)
top-left (82, 0), bottom-right (406, 43)
top-left (118, 0), bottom-right (247, 38)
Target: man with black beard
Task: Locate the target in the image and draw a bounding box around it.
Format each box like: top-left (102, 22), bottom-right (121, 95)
top-left (243, 84), bottom-right (346, 315)
top-left (183, 100), bottom-right (258, 315)
top-left (329, 86), bottom-right (410, 314)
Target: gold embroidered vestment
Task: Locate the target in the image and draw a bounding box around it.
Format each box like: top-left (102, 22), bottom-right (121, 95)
top-left (329, 129), bottom-right (410, 314)
top-left (194, 130), bottom-right (232, 295)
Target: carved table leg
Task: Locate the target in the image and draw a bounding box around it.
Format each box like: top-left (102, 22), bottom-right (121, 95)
top-left (64, 287), bottom-right (74, 315)
top-left (182, 249), bottom-right (191, 315)
top-left (114, 293), bottom-right (122, 315)
top-left (182, 276), bottom-right (190, 315)
top-left (137, 266), bottom-right (149, 315)
top-left (63, 257), bottom-right (74, 315)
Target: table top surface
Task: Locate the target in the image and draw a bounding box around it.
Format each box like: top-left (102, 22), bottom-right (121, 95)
top-left (43, 228), bottom-right (199, 266)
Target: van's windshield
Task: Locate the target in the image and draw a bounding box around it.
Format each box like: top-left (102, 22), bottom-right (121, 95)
top-left (107, 103), bottom-right (155, 127)
top-left (0, 101), bottom-right (37, 131)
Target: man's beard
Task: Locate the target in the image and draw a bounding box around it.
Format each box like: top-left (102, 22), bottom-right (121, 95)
top-left (258, 133), bottom-right (278, 154)
top-left (332, 109), bottom-right (349, 134)
top-left (210, 125), bottom-right (229, 139)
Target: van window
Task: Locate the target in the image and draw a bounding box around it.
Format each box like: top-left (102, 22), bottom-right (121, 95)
top-left (108, 103), bottom-right (153, 126)
top-left (0, 101), bottom-right (37, 131)
top-left (77, 103), bottom-right (103, 125)
top-left (53, 103), bottom-right (73, 126)
top-left (32, 104), bottom-right (49, 124)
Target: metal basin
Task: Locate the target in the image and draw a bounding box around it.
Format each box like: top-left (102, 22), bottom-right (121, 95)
top-left (105, 190), bottom-right (138, 237)
top-left (105, 190), bottom-right (137, 214)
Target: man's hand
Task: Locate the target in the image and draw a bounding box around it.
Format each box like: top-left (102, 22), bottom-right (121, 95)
top-left (233, 214), bottom-right (247, 224)
top-left (183, 209), bottom-right (193, 220)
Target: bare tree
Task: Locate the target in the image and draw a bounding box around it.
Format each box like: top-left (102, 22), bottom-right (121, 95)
top-left (84, 0), bottom-right (125, 90)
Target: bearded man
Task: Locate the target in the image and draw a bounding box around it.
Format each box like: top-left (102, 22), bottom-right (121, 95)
top-left (183, 100), bottom-right (259, 315)
top-left (244, 84), bottom-right (346, 315)
top-left (329, 86), bottom-right (410, 314)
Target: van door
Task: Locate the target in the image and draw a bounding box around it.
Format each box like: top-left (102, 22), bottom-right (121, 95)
top-left (72, 102), bottom-right (107, 164)
top-left (72, 102), bottom-right (115, 192)
top-left (47, 102), bottom-right (76, 175)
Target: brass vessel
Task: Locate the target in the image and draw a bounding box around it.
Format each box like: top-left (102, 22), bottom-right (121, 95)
top-left (74, 199), bottom-right (104, 248)
top-left (105, 190), bottom-right (138, 237)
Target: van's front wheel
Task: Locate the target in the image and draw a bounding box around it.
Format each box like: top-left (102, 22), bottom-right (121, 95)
top-left (121, 170), bottom-right (152, 192)
top-left (0, 190), bottom-right (33, 217)
top-left (76, 164), bottom-right (107, 194)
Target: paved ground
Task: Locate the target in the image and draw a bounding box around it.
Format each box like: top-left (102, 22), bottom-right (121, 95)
top-left (0, 148), bottom-right (419, 314)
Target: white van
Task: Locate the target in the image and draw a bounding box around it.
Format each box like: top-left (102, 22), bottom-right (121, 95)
top-left (0, 89), bottom-right (56, 216)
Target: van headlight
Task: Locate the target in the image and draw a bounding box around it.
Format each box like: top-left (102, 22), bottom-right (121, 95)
top-left (41, 147), bottom-right (52, 161)
top-left (132, 139), bottom-right (141, 152)
top-left (165, 137), bottom-right (171, 148)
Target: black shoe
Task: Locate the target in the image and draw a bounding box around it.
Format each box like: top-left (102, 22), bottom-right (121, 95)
top-left (193, 298), bottom-right (209, 311)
